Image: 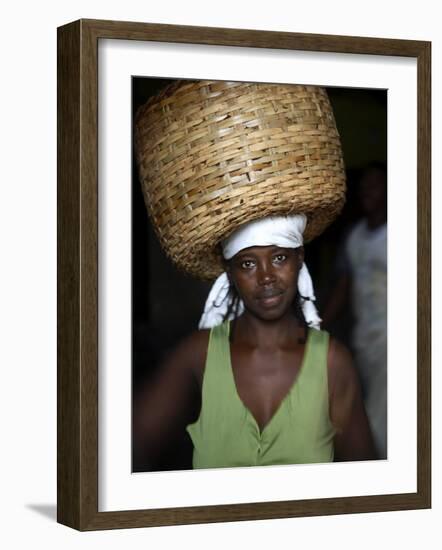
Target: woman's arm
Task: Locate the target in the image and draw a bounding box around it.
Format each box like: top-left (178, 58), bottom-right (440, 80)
top-left (133, 329), bottom-right (209, 469)
top-left (327, 338), bottom-right (377, 461)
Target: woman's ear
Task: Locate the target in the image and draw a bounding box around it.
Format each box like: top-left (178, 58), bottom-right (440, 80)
top-left (224, 260), bottom-right (236, 290)
top-left (297, 247), bottom-right (305, 267)
top-left (223, 257), bottom-right (231, 275)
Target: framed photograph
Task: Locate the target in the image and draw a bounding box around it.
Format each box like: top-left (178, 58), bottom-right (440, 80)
top-left (57, 19), bottom-right (431, 530)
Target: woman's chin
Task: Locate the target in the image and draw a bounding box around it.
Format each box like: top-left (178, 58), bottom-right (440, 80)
top-left (244, 301), bottom-right (293, 322)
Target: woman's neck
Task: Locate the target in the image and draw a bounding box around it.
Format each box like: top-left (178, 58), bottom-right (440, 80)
top-left (233, 311), bottom-right (302, 350)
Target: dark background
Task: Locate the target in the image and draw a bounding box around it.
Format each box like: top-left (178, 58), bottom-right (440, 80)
top-left (132, 77), bottom-right (387, 471)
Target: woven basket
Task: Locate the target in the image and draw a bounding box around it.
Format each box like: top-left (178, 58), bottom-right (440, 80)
top-left (135, 80), bottom-right (346, 280)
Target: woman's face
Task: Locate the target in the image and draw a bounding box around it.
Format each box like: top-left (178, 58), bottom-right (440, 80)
top-left (227, 245), bottom-right (303, 321)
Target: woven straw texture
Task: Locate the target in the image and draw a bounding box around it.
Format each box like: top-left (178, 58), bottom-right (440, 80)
top-left (135, 80), bottom-right (346, 280)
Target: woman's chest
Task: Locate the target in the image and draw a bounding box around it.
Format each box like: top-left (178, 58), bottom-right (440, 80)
top-left (230, 347), bottom-right (305, 432)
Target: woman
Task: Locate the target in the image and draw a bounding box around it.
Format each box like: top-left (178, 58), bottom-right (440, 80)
top-left (133, 215), bottom-right (376, 469)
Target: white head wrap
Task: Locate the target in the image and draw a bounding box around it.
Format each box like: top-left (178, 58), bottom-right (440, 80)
top-left (198, 215), bottom-right (322, 330)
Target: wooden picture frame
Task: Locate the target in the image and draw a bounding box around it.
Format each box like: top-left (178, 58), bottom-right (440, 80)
top-left (57, 18), bottom-right (431, 531)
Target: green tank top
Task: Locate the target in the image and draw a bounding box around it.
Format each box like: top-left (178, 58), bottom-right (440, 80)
top-left (186, 321), bottom-right (335, 469)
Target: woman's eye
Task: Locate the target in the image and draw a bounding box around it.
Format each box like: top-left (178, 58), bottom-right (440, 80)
top-left (240, 260), bottom-right (255, 269)
top-left (273, 254), bottom-right (287, 263)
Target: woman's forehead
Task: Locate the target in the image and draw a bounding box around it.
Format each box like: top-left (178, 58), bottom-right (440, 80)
top-left (233, 245), bottom-right (297, 257)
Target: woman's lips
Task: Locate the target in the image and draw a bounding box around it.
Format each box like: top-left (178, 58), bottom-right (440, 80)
top-left (256, 290), bottom-right (283, 307)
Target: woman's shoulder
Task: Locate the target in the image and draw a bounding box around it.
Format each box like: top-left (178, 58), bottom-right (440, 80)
top-left (164, 328), bottom-right (211, 383)
top-left (325, 336), bottom-right (359, 396)
top-left (183, 328), bottom-right (211, 358)
top-left (326, 336), bottom-right (353, 371)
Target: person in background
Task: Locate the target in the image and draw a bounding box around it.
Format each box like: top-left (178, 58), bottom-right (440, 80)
top-left (322, 162), bottom-right (387, 459)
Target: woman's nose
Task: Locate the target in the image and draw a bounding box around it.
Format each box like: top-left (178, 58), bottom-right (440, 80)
top-left (257, 262), bottom-right (276, 285)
